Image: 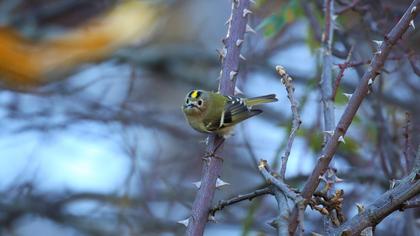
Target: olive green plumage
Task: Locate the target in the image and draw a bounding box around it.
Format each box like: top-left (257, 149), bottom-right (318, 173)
top-left (182, 90), bottom-right (277, 136)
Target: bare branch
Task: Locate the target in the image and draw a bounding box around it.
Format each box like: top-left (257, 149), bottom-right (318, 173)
top-left (258, 160), bottom-right (306, 236)
top-left (321, 0), bottom-right (336, 142)
top-left (209, 187), bottom-right (273, 216)
top-left (289, 0), bottom-right (420, 233)
top-left (333, 165), bottom-right (420, 235)
top-left (276, 66), bottom-right (301, 179)
top-left (187, 0), bottom-right (252, 235)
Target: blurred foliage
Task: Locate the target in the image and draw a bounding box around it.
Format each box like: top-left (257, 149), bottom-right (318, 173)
top-left (257, 0), bottom-right (302, 37)
top-left (0, 0), bottom-right (159, 88)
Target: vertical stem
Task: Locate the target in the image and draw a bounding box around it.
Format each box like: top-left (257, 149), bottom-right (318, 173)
top-left (187, 0), bottom-right (251, 235)
top-left (321, 0), bottom-right (335, 137)
top-left (320, 0), bottom-right (335, 233)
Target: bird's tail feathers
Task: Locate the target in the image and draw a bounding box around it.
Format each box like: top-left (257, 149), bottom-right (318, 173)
top-left (245, 94), bottom-right (278, 106)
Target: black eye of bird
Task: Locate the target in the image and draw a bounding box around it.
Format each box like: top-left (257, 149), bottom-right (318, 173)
top-left (197, 100), bottom-right (203, 106)
top-left (186, 98), bottom-right (190, 104)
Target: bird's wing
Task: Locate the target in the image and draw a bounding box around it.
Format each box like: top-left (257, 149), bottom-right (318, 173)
top-left (204, 96), bottom-right (262, 131)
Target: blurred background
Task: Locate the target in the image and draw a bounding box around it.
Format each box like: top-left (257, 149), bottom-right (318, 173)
top-left (0, 0), bottom-right (419, 235)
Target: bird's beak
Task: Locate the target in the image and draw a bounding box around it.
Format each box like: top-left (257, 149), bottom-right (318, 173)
top-left (184, 104), bottom-right (197, 109)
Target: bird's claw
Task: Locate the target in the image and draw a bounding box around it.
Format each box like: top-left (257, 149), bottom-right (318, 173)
top-left (202, 151), bottom-right (223, 165)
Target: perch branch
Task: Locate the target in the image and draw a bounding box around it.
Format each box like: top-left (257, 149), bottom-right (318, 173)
top-left (187, 0), bottom-right (252, 235)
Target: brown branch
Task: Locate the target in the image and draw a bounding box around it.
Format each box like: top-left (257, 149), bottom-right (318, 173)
top-left (399, 199), bottom-right (420, 210)
top-left (289, 1), bottom-right (420, 234)
top-left (276, 66), bottom-right (302, 179)
top-left (187, 0), bottom-right (252, 235)
top-left (335, 0), bottom-right (363, 15)
top-left (209, 187), bottom-right (273, 216)
top-left (333, 165), bottom-right (420, 235)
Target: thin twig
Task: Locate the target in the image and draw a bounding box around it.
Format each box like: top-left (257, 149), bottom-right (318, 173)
top-left (288, 1), bottom-right (420, 234)
top-left (403, 112), bottom-right (413, 173)
top-left (275, 66), bottom-right (302, 179)
top-left (333, 46), bottom-right (354, 101)
top-left (209, 187), bottom-right (273, 216)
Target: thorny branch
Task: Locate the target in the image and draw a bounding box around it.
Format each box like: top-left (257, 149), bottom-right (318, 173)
top-left (187, 0), bottom-right (252, 235)
top-left (320, 0), bottom-right (338, 233)
top-left (333, 147), bottom-right (420, 235)
top-left (209, 187), bottom-right (273, 216)
top-left (321, 0), bottom-right (336, 143)
top-left (289, 1), bottom-right (420, 234)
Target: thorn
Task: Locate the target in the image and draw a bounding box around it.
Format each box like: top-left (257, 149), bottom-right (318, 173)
top-left (319, 175), bottom-right (328, 182)
top-left (356, 203), bottom-right (365, 213)
top-left (372, 40), bottom-right (383, 47)
top-left (332, 15), bottom-right (338, 21)
top-left (343, 93), bottom-right (352, 100)
top-left (239, 54), bottom-right (246, 60)
top-left (229, 71), bottom-right (238, 80)
top-left (410, 20), bottom-right (415, 29)
top-left (234, 86), bottom-right (244, 95)
top-left (326, 168), bottom-right (335, 178)
top-left (368, 78), bottom-right (373, 86)
top-left (246, 24), bottom-right (256, 34)
top-left (335, 176), bottom-right (345, 183)
top-left (193, 181), bottom-right (201, 189)
top-left (216, 178), bottom-right (230, 188)
top-left (225, 17), bottom-right (232, 26)
top-left (374, 50), bottom-right (382, 55)
top-left (205, 136), bottom-right (209, 145)
top-left (411, 6), bottom-right (417, 14)
top-left (177, 218), bottom-right (190, 227)
top-left (268, 219), bottom-right (278, 229)
top-left (208, 214), bottom-right (217, 222)
top-left (218, 70), bottom-right (223, 79)
top-left (338, 135), bottom-right (345, 144)
top-left (216, 47), bottom-right (227, 59)
top-left (323, 130), bottom-right (334, 136)
top-left (389, 179), bottom-right (396, 189)
top-left (243, 9), bottom-right (253, 17)
top-left (233, 0), bottom-right (239, 8)
top-left (236, 39), bottom-right (243, 47)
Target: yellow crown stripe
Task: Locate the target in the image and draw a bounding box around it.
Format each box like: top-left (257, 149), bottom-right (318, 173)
top-left (191, 90), bottom-right (199, 98)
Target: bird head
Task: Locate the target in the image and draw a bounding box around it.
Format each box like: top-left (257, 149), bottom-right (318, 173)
top-left (182, 90), bottom-right (208, 116)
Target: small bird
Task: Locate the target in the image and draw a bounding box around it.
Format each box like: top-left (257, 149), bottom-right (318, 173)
top-left (182, 90), bottom-right (277, 137)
